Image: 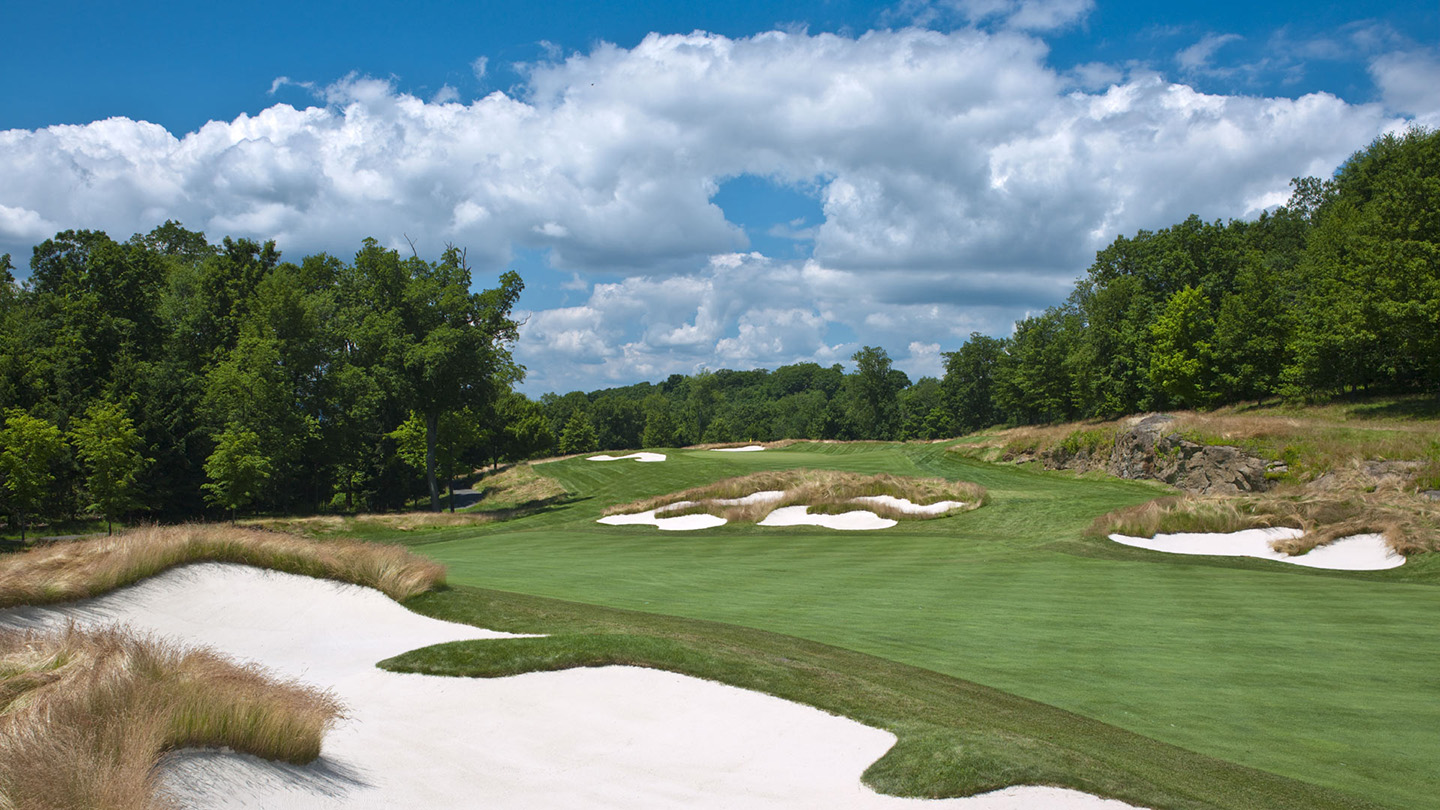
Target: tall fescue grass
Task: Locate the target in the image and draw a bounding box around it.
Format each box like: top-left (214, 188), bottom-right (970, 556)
top-left (956, 400), bottom-right (1438, 486)
top-left (606, 469), bottom-right (987, 523)
top-left (251, 465), bottom-right (570, 537)
top-left (1089, 493), bottom-right (1440, 556)
top-left (0, 624), bottom-right (343, 810)
top-left (0, 524), bottom-right (447, 608)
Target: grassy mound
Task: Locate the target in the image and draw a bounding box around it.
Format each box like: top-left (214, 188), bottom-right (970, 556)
top-left (604, 469), bottom-right (986, 523)
top-left (0, 524), bottom-right (447, 608)
top-left (0, 624), bottom-right (342, 810)
top-left (251, 464), bottom-right (572, 538)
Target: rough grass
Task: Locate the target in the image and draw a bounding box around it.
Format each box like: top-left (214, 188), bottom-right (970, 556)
top-left (0, 524), bottom-right (447, 607)
top-left (604, 469), bottom-right (987, 523)
top-left (252, 510), bottom-right (504, 536)
top-left (0, 624), bottom-right (342, 810)
top-left (462, 463), bottom-right (570, 512)
top-left (952, 398), bottom-right (1439, 487)
top-left (1088, 493), bottom-right (1440, 555)
top-left (251, 465), bottom-right (571, 537)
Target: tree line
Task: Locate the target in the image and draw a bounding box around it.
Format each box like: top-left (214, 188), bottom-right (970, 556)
top-left (1, 128), bottom-right (1434, 529)
top-left (545, 128), bottom-right (1438, 449)
top-left (0, 226), bottom-right (529, 530)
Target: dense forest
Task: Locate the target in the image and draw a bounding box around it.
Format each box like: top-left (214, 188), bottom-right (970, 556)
top-left (0, 128), bottom-right (1435, 528)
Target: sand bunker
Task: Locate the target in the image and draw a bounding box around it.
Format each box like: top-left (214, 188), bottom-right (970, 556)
top-left (588, 452), bottom-right (667, 462)
top-left (711, 445), bottom-right (767, 452)
top-left (759, 506), bottom-right (898, 531)
top-left (850, 495), bottom-right (967, 516)
top-left (0, 563), bottom-right (1144, 809)
top-left (1109, 528), bottom-right (1404, 571)
top-left (597, 505), bottom-right (729, 531)
top-left (599, 492), bottom-right (969, 532)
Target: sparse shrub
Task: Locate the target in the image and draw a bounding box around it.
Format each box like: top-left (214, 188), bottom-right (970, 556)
top-left (1058, 428), bottom-right (1116, 457)
top-left (0, 625), bottom-right (343, 810)
top-left (0, 524), bottom-right (447, 608)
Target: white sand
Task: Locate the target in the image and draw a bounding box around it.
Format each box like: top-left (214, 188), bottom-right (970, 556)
top-left (850, 495), bottom-right (967, 516)
top-left (711, 445), bottom-right (767, 452)
top-left (0, 563), bottom-right (1145, 810)
top-left (759, 506), bottom-right (898, 531)
top-left (597, 505), bottom-right (729, 531)
top-left (1109, 528), bottom-right (1404, 571)
top-left (587, 452), bottom-right (667, 462)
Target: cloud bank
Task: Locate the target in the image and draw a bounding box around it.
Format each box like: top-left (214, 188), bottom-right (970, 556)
top-left (0, 27), bottom-right (1428, 392)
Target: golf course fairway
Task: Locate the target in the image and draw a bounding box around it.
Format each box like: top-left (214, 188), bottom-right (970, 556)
top-left (395, 442), bottom-right (1439, 810)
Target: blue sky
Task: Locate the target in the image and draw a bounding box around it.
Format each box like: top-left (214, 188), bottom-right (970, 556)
top-left (2, 1), bottom-right (1437, 393)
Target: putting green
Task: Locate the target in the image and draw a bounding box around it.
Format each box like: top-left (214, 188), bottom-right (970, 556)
top-left (408, 443), bottom-right (1439, 810)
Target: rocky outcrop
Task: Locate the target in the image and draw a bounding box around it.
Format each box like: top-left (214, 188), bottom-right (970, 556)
top-left (1042, 414), bottom-right (1271, 496)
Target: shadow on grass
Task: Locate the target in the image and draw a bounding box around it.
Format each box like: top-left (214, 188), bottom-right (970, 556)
top-left (382, 585), bottom-right (1384, 810)
top-left (1347, 397), bottom-right (1440, 421)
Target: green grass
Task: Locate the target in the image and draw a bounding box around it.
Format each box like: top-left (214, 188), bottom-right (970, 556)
top-left (361, 442), bottom-right (1439, 810)
top-left (384, 586), bottom-right (1379, 810)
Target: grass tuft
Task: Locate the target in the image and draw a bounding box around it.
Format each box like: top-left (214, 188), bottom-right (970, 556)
top-left (605, 469), bottom-right (987, 523)
top-left (0, 524), bottom-right (447, 607)
top-left (0, 624), bottom-right (342, 810)
top-left (1088, 493), bottom-right (1440, 556)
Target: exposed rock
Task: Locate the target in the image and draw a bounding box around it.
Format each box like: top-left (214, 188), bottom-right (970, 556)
top-left (1041, 413), bottom-right (1270, 496)
top-left (1423, 490), bottom-right (1440, 502)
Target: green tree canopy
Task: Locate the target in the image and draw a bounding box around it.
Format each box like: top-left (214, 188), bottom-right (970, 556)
top-left (69, 400), bottom-right (149, 534)
top-left (559, 410), bottom-right (599, 455)
top-left (202, 427), bottom-right (272, 521)
top-left (0, 409), bottom-right (67, 540)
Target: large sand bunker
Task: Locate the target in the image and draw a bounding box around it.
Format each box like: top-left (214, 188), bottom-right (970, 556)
top-left (1109, 528), bottom-right (1404, 570)
top-left (711, 445), bottom-right (767, 452)
top-left (0, 563), bottom-right (1143, 809)
top-left (588, 452), bottom-right (667, 462)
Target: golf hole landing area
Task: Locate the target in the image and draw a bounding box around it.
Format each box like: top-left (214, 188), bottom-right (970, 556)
top-left (1109, 528), bottom-right (1405, 570)
top-left (0, 563), bottom-right (1142, 809)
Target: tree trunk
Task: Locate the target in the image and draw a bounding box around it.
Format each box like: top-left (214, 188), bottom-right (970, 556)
top-left (425, 411), bottom-right (441, 512)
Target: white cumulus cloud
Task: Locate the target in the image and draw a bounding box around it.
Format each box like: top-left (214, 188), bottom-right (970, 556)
top-left (0, 26), bottom-right (1423, 391)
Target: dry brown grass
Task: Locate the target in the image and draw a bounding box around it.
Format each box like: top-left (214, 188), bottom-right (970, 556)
top-left (0, 624), bottom-right (343, 810)
top-left (0, 524), bottom-right (447, 608)
top-left (1088, 492), bottom-right (1440, 556)
top-left (605, 469), bottom-right (987, 523)
top-left (250, 465), bottom-right (570, 537)
top-left (253, 510), bottom-right (503, 535)
top-left (468, 463), bottom-right (569, 510)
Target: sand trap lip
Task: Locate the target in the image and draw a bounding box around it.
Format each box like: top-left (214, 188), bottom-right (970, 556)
top-left (759, 505), bottom-right (898, 531)
top-left (0, 563), bottom-right (1145, 809)
top-left (849, 495), bottom-right (967, 516)
top-left (1109, 528), bottom-right (1404, 571)
top-left (711, 490), bottom-right (787, 506)
top-left (587, 452), bottom-right (667, 462)
top-left (710, 445), bottom-right (766, 452)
